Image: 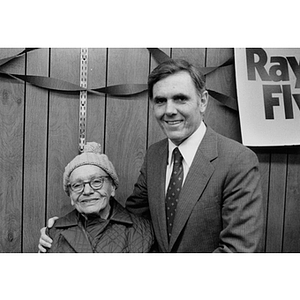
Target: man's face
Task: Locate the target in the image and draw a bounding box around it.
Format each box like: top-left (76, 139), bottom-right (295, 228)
top-left (152, 71), bottom-right (208, 145)
top-left (69, 165), bottom-right (115, 215)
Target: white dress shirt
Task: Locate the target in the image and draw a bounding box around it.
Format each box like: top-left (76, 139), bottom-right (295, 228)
top-left (165, 121), bottom-right (207, 193)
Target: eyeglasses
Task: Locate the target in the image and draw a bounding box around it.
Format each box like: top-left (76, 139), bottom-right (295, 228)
top-left (69, 176), bottom-right (109, 193)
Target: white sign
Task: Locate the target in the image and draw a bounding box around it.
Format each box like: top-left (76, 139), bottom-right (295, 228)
top-left (235, 48), bottom-right (300, 146)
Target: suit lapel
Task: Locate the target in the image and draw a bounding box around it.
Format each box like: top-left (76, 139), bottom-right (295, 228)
top-left (169, 127), bottom-right (218, 251)
top-left (148, 140), bottom-right (169, 252)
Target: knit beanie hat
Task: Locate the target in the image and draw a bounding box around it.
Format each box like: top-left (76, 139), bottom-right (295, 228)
top-left (63, 142), bottom-right (119, 194)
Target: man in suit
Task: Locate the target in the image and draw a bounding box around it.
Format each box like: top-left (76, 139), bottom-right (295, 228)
top-left (38, 59), bottom-right (264, 253)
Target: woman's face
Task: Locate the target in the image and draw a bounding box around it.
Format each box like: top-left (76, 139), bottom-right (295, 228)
top-left (69, 165), bottom-right (115, 215)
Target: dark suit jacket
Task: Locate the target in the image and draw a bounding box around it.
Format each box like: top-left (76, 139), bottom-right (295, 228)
top-left (126, 126), bottom-right (264, 252)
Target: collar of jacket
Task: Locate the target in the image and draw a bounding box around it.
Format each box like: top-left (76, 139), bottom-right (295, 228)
top-left (53, 197), bottom-right (133, 229)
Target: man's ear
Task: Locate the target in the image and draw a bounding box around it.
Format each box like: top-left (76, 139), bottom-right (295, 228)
top-left (199, 90), bottom-right (209, 113)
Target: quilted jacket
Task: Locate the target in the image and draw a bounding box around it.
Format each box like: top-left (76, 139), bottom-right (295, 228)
top-left (46, 198), bottom-right (155, 253)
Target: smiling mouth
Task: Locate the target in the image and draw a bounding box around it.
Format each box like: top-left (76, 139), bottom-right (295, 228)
top-left (164, 120), bottom-right (182, 125)
top-left (80, 199), bottom-right (99, 203)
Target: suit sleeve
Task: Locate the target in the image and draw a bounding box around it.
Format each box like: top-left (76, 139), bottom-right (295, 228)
top-left (125, 155), bottom-right (151, 219)
top-left (213, 148), bottom-right (264, 253)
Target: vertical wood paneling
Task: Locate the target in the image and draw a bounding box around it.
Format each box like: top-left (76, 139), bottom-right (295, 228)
top-left (283, 147), bottom-right (300, 252)
top-left (47, 48), bottom-right (81, 218)
top-left (0, 48), bottom-right (300, 253)
top-left (0, 49), bottom-right (25, 252)
top-left (106, 48), bottom-right (149, 205)
top-left (23, 48), bottom-right (49, 252)
top-left (205, 48), bottom-right (241, 142)
top-left (255, 151), bottom-right (271, 252)
top-left (266, 152), bottom-right (288, 252)
top-left (86, 48), bottom-right (107, 146)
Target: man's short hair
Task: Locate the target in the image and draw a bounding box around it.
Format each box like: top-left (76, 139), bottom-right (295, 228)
top-left (148, 59), bottom-right (206, 99)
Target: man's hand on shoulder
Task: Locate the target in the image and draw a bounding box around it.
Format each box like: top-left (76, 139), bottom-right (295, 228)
top-left (38, 216), bottom-right (59, 253)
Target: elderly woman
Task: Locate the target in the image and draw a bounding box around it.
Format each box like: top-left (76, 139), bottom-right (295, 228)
top-left (45, 142), bottom-right (154, 253)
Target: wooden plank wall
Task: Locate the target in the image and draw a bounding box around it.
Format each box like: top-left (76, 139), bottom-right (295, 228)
top-left (0, 48), bottom-right (299, 253)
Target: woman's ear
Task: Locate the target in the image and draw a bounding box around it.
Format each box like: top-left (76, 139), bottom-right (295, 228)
top-left (110, 185), bottom-right (116, 197)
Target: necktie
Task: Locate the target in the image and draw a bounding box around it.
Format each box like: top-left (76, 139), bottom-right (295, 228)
top-left (165, 147), bottom-right (184, 240)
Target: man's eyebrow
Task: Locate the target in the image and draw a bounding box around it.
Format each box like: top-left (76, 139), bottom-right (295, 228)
top-left (153, 96), bottom-right (166, 101)
top-left (173, 93), bottom-right (189, 100)
top-left (153, 93), bottom-right (189, 101)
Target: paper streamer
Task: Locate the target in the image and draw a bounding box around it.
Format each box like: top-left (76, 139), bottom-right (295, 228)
top-left (147, 48), bottom-right (234, 76)
top-left (199, 57), bottom-right (234, 76)
top-left (0, 48), bottom-right (237, 109)
top-left (147, 48), bottom-right (172, 64)
top-left (207, 89), bottom-right (237, 111)
top-left (0, 72), bottom-right (149, 97)
top-left (0, 48), bottom-right (148, 97)
top-left (0, 48), bottom-right (38, 67)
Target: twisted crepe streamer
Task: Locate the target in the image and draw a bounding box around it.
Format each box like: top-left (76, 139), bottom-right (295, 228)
top-left (0, 48), bottom-right (237, 109)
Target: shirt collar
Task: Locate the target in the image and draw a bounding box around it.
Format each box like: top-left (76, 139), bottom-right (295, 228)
top-left (167, 121), bottom-right (206, 168)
